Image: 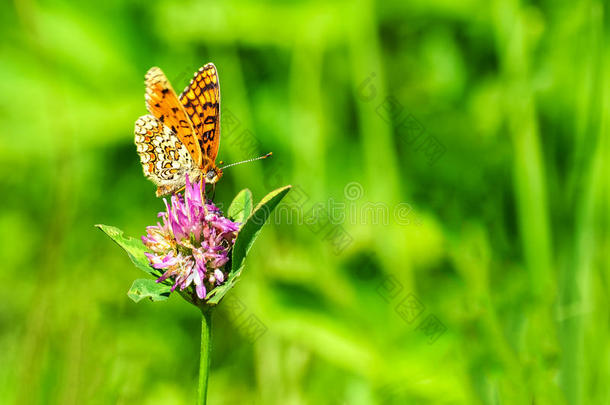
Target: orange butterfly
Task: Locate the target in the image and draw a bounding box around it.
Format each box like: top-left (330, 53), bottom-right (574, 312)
top-left (134, 63), bottom-right (223, 196)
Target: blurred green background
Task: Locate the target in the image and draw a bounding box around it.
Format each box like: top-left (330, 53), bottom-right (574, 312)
top-left (1, 0), bottom-right (608, 404)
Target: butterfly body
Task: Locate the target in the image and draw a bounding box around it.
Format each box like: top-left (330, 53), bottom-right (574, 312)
top-left (135, 63), bottom-right (222, 196)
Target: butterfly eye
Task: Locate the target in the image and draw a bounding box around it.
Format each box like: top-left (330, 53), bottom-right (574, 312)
top-left (206, 170), bottom-right (216, 181)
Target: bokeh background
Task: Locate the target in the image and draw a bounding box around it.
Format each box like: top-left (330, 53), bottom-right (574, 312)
top-left (1, 0), bottom-right (608, 404)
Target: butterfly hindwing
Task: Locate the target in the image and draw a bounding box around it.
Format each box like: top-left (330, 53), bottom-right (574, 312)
top-left (145, 67), bottom-right (202, 166)
top-left (134, 115), bottom-right (199, 196)
top-left (179, 63), bottom-right (221, 168)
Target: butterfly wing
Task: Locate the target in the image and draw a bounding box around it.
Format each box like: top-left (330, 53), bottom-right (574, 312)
top-left (145, 67), bottom-right (202, 166)
top-left (179, 63), bottom-right (221, 169)
top-left (134, 115), bottom-right (199, 197)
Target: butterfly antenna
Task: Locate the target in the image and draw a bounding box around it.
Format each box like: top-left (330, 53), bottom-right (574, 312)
top-left (219, 152), bottom-right (272, 170)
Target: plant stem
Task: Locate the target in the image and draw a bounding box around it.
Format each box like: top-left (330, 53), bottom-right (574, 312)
top-left (197, 308), bottom-right (212, 405)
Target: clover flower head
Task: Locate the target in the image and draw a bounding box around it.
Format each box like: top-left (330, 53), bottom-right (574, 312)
top-left (142, 175), bottom-right (239, 300)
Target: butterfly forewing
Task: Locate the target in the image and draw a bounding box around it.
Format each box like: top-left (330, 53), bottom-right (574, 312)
top-left (179, 63), bottom-right (221, 168)
top-left (134, 115), bottom-right (199, 196)
top-left (145, 67), bottom-right (203, 166)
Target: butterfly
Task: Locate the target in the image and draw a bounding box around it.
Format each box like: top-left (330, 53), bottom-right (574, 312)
top-left (134, 63), bottom-right (223, 197)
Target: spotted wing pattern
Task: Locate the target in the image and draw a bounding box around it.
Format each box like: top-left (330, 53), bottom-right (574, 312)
top-left (145, 67), bottom-right (202, 166)
top-left (179, 63), bottom-right (220, 168)
top-left (134, 115), bottom-right (199, 196)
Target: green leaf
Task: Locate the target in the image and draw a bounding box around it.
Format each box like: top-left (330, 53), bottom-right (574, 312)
top-left (233, 185), bottom-right (292, 271)
top-left (127, 278), bottom-right (171, 303)
top-left (227, 188), bottom-right (253, 223)
top-left (95, 224), bottom-right (160, 278)
top-left (207, 185), bottom-right (291, 304)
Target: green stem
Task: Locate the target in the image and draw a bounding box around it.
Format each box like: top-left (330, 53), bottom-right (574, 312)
top-left (197, 308), bottom-right (212, 405)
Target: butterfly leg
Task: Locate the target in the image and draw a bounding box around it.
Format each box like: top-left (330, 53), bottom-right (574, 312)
top-left (203, 182), bottom-right (216, 202)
